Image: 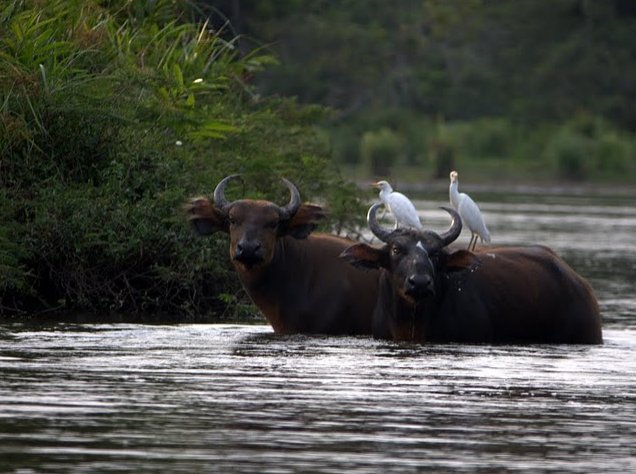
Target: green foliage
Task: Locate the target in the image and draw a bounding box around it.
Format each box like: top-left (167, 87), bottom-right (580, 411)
top-left (247, 0), bottom-right (636, 128)
top-left (0, 0), bottom-right (356, 319)
top-left (596, 131), bottom-right (631, 174)
top-left (457, 118), bottom-right (513, 161)
top-left (0, 192), bottom-right (29, 296)
top-left (360, 128), bottom-right (404, 177)
top-left (544, 115), bottom-right (635, 180)
top-left (225, 0), bottom-right (636, 182)
top-left (545, 127), bottom-right (591, 180)
top-left (428, 140), bottom-right (456, 180)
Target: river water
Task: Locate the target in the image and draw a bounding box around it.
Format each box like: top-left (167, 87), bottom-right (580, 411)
top-left (1, 190), bottom-right (635, 473)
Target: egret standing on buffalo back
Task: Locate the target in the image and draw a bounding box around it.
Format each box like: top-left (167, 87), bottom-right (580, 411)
top-left (449, 171), bottom-right (491, 251)
top-left (373, 180), bottom-right (422, 230)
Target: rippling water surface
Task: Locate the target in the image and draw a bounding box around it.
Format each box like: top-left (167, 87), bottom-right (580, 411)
top-left (1, 192), bottom-right (635, 473)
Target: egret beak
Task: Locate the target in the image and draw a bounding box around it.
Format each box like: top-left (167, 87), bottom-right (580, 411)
top-left (371, 181), bottom-right (381, 189)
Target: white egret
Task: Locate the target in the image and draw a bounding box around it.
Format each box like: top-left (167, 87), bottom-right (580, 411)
top-left (372, 180), bottom-right (422, 229)
top-left (449, 171), bottom-right (491, 250)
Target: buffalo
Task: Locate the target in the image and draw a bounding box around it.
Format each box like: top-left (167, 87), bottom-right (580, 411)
top-left (340, 203), bottom-right (603, 344)
top-left (185, 175), bottom-right (379, 335)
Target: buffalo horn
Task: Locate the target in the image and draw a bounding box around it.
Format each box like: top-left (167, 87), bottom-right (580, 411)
top-left (278, 178), bottom-right (302, 220)
top-left (367, 203), bottom-right (393, 243)
top-left (437, 206), bottom-right (462, 247)
top-left (213, 174), bottom-right (241, 211)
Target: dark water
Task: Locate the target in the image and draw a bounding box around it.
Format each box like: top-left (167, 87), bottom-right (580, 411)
top-left (1, 193), bottom-right (635, 473)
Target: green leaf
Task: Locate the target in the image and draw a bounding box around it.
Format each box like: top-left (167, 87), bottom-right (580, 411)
top-left (172, 63), bottom-right (183, 88)
top-left (157, 86), bottom-right (170, 102)
top-left (187, 121), bottom-right (238, 140)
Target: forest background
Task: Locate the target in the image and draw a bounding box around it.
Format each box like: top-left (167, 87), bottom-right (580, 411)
top-left (1, 0), bottom-right (635, 320)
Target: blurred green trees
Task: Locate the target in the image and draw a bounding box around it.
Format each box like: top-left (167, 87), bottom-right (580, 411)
top-left (214, 0), bottom-right (636, 180)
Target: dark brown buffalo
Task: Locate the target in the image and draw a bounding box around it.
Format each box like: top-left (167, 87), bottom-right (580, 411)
top-left (340, 204), bottom-right (603, 344)
top-left (185, 175), bottom-right (379, 335)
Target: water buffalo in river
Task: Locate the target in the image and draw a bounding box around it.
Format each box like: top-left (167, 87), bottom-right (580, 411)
top-left (340, 204), bottom-right (603, 344)
top-left (185, 175), bottom-right (379, 335)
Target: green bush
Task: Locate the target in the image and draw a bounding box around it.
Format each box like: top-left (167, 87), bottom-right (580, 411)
top-left (424, 121), bottom-right (457, 179)
top-left (428, 138), bottom-right (456, 179)
top-left (360, 127), bottom-right (404, 176)
top-left (543, 115), bottom-right (635, 181)
top-left (0, 0), bottom-right (362, 320)
top-left (330, 126), bottom-right (361, 165)
top-left (596, 131), bottom-right (631, 173)
top-left (545, 127), bottom-right (591, 180)
top-left (459, 118), bottom-right (512, 160)
top-left (0, 193), bottom-right (29, 296)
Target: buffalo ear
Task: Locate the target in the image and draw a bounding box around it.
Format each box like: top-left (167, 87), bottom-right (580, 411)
top-left (283, 203), bottom-right (326, 239)
top-left (339, 243), bottom-right (388, 270)
top-left (184, 197), bottom-right (228, 235)
top-left (443, 249), bottom-right (481, 272)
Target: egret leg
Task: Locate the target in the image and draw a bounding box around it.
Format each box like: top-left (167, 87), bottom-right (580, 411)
top-left (467, 234), bottom-right (476, 251)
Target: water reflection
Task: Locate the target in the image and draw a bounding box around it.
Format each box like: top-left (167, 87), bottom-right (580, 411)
top-left (0, 324), bottom-right (634, 473)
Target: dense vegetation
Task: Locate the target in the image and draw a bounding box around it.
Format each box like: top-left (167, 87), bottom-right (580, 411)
top-left (0, 0), bottom-right (363, 319)
top-left (214, 0), bottom-right (636, 181)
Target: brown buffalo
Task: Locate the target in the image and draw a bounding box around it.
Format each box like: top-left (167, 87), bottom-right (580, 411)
top-left (185, 175), bottom-right (379, 335)
top-left (340, 203), bottom-right (603, 344)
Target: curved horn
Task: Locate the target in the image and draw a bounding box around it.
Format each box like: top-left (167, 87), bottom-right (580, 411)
top-left (278, 178), bottom-right (302, 220)
top-left (437, 206), bottom-right (462, 247)
top-left (213, 174), bottom-right (240, 210)
top-left (367, 203), bottom-right (393, 243)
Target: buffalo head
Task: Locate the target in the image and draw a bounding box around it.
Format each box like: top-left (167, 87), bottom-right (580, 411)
top-left (341, 203), bottom-right (469, 304)
top-left (185, 175), bottom-right (325, 270)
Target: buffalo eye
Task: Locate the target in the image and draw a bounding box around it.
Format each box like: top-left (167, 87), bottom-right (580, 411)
top-left (266, 220), bottom-right (279, 230)
top-left (228, 217), bottom-right (237, 226)
top-left (390, 245), bottom-right (402, 256)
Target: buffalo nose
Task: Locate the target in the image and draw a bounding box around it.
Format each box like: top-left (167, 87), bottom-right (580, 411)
top-left (407, 274), bottom-right (433, 295)
top-left (237, 241), bottom-right (261, 255)
top-left (235, 240), bottom-right (262, 261)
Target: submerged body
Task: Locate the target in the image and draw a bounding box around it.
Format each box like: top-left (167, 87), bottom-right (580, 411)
top-left (233, 231), bottom-right (379, 334)
top-left (341, 204), bottom-right (602, 344)
top-left (373, 245), bottom-right (602, 344)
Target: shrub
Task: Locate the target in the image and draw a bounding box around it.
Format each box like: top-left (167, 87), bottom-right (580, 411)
top-left (425, 121), bottom-right (457, 179)
top-left (360, 127), bottom-right (404, 176)
top-left (544, 115), bottom-right (635, 180)
top-left (0, 0), bottom-right (361, 320)
top-left (0, 193), bottom-right (29, 296)
top-left (460, 118), bottom-right (512, 160)
top-left (545, 127), bottom-right (591, 180)
top-left (428, 138), bottom-right (456, 179)
top-left (595, 131), bottom-right (629, 173)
